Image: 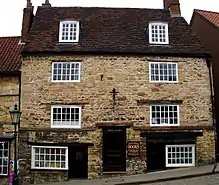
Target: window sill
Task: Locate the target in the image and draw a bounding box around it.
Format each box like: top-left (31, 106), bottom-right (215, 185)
top-left (56, 42), bottom-right (79, 45)
top-left (0, 174), bottom-right (8, 177)
top-left (51, 126), bottom-right (82, 129)
top-left (166, 165), bottom-right (195, 168)
top-left (150, 125), bottom-right (180, 127)
top-left (31, 168), bottom-right (68, 171)
top-left (51, 80), bottom-right (80, 83)
top-left (148, 44), bottom-right (170, 46)
top-left (149, 81), bottom-right (179, 84)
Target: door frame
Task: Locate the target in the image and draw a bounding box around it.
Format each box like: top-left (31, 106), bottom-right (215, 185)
top-left (68, 144), bottom-right (88, 179)
top-left (146, 140), bottom-right (166, 171)
top-left (102, 127), bottom-right (127, 172)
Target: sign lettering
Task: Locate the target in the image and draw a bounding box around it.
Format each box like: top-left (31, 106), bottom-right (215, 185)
top-left (127, 141), bottom-right (140, 157)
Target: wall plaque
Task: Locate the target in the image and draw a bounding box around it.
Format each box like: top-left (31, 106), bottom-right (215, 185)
top-left (127, 141), bottom-right (140, 157)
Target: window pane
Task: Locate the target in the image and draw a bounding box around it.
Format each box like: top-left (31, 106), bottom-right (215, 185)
top-left (150, 105), bottom-right (179, 125)
top-left (150, 62), bottom-right (177, 82)
top-left (52, 62), bottom-right (80, 82)
top-left (0, 142), bottom-right (9, 175)
top-left (166, 145), bottom-right (194, 167)
top-left (60, 22), bottom-right (78, 42)
top-left (32, 147), bottom-right (67, 169)
top-left (52, 106), bottom-right (81, 127)
top-left (150, 23), bottom-right (168, 44)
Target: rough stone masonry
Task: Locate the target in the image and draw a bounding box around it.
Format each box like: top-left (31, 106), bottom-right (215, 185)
top-left (18, 55), bottom-right (215, 184)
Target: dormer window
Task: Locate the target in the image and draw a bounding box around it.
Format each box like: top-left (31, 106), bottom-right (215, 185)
top-left (149, 22), bottom-right (169, 44)
top-left (59, 21), bottom-right (79, 42)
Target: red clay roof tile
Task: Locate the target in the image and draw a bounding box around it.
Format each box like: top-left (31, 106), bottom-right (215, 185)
top-left (0, 36), bottom-right (22, 73)
top-left (195, 9), bottom-right (219, 28)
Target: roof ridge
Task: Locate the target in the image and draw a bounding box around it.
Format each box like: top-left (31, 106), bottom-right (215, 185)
top-left (195, 9), bottom-right (219, 15)
top-left (0, 36), bottom-right (21, 39)
top-left (39, 6), bottom-right (165, 11)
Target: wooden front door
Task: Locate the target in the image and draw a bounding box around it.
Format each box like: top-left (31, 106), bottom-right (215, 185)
top-left (147, 141), bottom-right (166, 171)
top-left (68, 146), bottom-right (88, 179)
top-left (102, 127), bottom-right (126, 172)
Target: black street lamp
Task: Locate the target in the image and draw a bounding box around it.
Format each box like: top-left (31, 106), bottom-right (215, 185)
top-left (9, 104), bottom-right (21, 185)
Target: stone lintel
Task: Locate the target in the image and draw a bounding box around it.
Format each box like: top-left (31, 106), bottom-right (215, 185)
top-left (50, 101), bottom-right (89, 105)
top-left (19, 127), bottom-right (96, 132)
top-left (137, 99), bottom-right (183, 105)
top-left (96, 122), bottom-right (132, 127)
top-left (140, 131), bottom-right (203, 138)
top-left (147, 58), bottom-right (184, 62)
top-left (0, 135), bottom-right (15, 140)
top-left (26, 141), bottom-right (94, 146)
top-left (134, 125), bottom-right (214, 131)
top-left (52, 59), bottom-right (82, 62)
top-left (0, 94), bottom-right (19, 97)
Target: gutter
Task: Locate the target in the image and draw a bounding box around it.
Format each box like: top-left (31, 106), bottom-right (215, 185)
top-left (18, 72), bottom-right (21, 128)
top-left (20, 50), bottom-right (211, 58)
top-left (206, 58), bottom-right (217, 171)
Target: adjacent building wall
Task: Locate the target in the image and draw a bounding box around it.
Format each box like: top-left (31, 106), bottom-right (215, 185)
top-left (0, 75), bottom-right (20, 185)
top-left (191, 14), bottom-right (219, 160)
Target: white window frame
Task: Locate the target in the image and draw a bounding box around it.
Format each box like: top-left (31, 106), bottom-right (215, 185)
top-left (51, 62), bottom-right (81, 82)
top-left (51, 105), bottom-right (82, 129)
top-left (150, 104), bottom-right (180, 126)
top-left (166, 144), bottom-right (195, 167)
top-left (31, 146), bottom-right (68, 170)
top-left (0, 142), bottom-right (9, 175)
top-left (149, 22), bottom-right (169, 44)
top-left (149, 62), bottom-right (178, 83)
top-left (59, 21), bottom-right (80, 42)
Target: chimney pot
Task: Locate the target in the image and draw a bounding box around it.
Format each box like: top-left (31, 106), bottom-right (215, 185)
top-left (27, 0), bottom-right (32, 8)
top-left (42, 0), bottom-right (51, 7)
top-left (163, 0), bottom-right (181, 16)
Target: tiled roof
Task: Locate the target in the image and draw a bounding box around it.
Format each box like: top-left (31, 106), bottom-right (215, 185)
top-left (0, 36), bottom-right (22, 73)
top-left (195, 9), bottom-right (219, 28)
top-left (22, 7), bottom-right (207, 57)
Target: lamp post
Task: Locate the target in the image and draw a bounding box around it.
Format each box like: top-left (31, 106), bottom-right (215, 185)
top-left (9, 104), bottom-right (21, 185)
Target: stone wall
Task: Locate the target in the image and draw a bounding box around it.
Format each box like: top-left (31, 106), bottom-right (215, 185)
top-left (18, 128), bottom-right (102, 184)
top-left (19, 55), bottom-right (214, 183)
top-left (196, 129), bottom-right (216, 165)
top-left (18, 127), bottom-right (148, 183)
top-left (21, 56), bottom-right (212, 129)
top-left (126, 128), bottom-right (146, 175)
top-left (0, 76), bottom-right (19, 132)
top-left (0, 76), bottom-right (19, 185)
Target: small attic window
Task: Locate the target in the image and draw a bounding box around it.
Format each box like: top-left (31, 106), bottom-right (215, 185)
top-left (149, 22), bottom-right (169, 44)
top-left (59, 21), bottom-right (79, 43)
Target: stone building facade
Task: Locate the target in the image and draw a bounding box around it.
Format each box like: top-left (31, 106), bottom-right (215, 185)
top-left (0, 36), bottom-right (22, 184)
top-left (19, 56), bottom-right (215, 184)
top-left (18, 0), bottom-right (215, 184)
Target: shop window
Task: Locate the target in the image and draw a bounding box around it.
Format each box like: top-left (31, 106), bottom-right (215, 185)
top-left (166, 144), bottom-right (195, 167)
top-left (31, 146), bottom-right (68, 170)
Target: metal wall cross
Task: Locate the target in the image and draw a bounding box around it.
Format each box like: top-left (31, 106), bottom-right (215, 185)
top-left (110, 88), bottom-right (119, 110)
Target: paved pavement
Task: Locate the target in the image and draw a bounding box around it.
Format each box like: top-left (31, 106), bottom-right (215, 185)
top-left (114, 164), bottom-right (219, 185)
top-left (148, 174), bottom-right (219, 185)
top-left (29, 164), bottom-right (219, 185)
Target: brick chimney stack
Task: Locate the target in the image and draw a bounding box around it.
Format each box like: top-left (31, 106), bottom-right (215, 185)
top-left (163, 0), bottom-right (181, 16)
top-left (21, 0), bottom-right (34, 43)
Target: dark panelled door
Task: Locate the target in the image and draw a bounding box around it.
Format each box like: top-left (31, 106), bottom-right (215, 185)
top-left (68, 146), bottom-right (88, 179)
top-left (102, 127), bottom-right (126, 172)
top-left (147, 141), bottom-right (166, 171)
